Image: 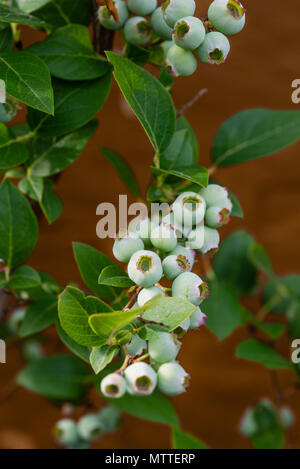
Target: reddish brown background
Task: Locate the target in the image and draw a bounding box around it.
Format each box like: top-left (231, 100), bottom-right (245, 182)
top-left (1, 0), bottom-right (300, 449)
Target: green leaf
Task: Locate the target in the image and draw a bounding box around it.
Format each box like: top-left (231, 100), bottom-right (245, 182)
top-left (31, 0), bottom-right (93, 28)
top-left (251, 426), bottom-right (285, 450)
top-left (17, 354), bottom-right (90, 401)
top-left (263, 275), bottom-right (300, 314)
top-left (20, 296), bottom-right (57, 337)
top-left (39, 178), bottom-right (62, 223)
top-left (0, 25), bottom-right (13, 50)
top-left (106, 52), bottom-right (176, 153)
top-left (0, 179), bottom-right (38, 268)
top-left (101, 148), bottom-right (140, 197)
top-left (73, 242), bottom-right (119, 301)
top-left (27, 73), bottom-right (111, 137)
top-left (124, 44), bottom-right (150, 66)
top-left (214, 231), bottom-right (257, 296)
top-left (56, 320), bottom-right (90, 364)
top-left (58, 286), bottom-right (112, 347)
top-left (245, 311), bottom-right (285, 339)
top-left (172, 428), bottom-right (208, 449)
top-left (151, 165), bottom-right (208, 188)
top-left (90, 345), bottom-right (117, 375)
top-left (160, 129), bottom-right (195, 170)
top-left (228, 189), bottom-right (243, 218)
top-left (0, 51), bottom-right (54, 114)
top-left (205, 281), bottom-right (247, 340)
top-left (30, 120), bottom-right (97, 177)
top-left (18, 0), bottom-right (51, 14)
top-left (18, 175), bottom-right (44, 202)
top-left (28, 24), bottom-right (110, 81)
top-left (0, 123), bottom-right (29, 170)
top-left (106, 391), bottom-right (179, 426)
top-left (248, 243), bottom-right (273, 277)
top-left (236, 339), bottom-right (291, 370)
top-left (8, 265), bottom-right (41, 289)
top-left (98, 265), bottom-right (134, 288)
top-left (176, 116), bottom-right (199, 163)
top-left (213, 109), bottom-right (300, 167)
top-left (142, 296), bottom-right (196, 331)
top-left (287, 301), bottom-right (300, 340)
top-left (0, 4), bottom-right (49, 27)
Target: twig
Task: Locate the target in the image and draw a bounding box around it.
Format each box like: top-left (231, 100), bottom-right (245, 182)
top-left (177, 88), bottom-right (208, 117)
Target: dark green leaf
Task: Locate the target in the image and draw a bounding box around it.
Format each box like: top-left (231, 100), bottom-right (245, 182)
top-left (90, 345), bottom-right (117, 374)
top-left (0, 25), bottom-right (13, 50)
top-left (56, 320), bottom-right (90, 363)
top-left (18, 175), bottom-right (44, 202)
top-left (172, 428), bottom-right (208, 449)
top-left (0, 4), bottom-right (49, 27)
top-left (251, 426), bottom-right (285, 450)
top-left (176, 116), bottom-right (199, 163)
top-left (160, 129), bottom-right (195, 170)
top-left (124, 44), bottom-right (150, 66)
top-left (20, 296), bottom-right (57, 337)
top-left (8, 265), bottom-right (41, 290)
top-left (39, 178), bottom-right (62, 223)
top-left (32, 0), bottom-right (93, 28)
top-left (151, 165), bottom-right (208, 188)
top-left (98, 265), bottom-right (135, 288)
top-left (18, 0), bottom-right (51, 14)
top-left (101, 148), bottom-right (140, 197)
top-left (236, 339), bottom-right (291, 370)
top-left (249, 243), bottom-right (273, 277)
top-left (0, 123), bottom-right (29, 170)
top-left (246, 312), bottom-right (285, 339)
top-left (263, 275), bottom-right (300, 314)
top-left (228, 189), bottom-right (243, 217)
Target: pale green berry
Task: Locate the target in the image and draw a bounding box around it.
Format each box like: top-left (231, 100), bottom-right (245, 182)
top-left (128, 0), bottom-right (157, 16)
top-left (279, 407), bottom-right (294, 429)
top-left (173, 16), bottom-right (206, 50)
top-left (8, 307), bottom-right (26, 333)
top-left (186, 224), bottom-right (204, 250)
top-left (161, 212), bottom-right (185, 239)
top-left (199, 226), bottom-right (220, 254)
top-left (150, 224), bottom-right (177, 252)
top-left (129, 217), bottom-right (154, 247)
top-left (98, 0), bottom-right (129, 30)
top-left (199, 184), bottom-right (232, 212)
top-left (170, 245), bottom-right (195, 268)
top-left (162, 254), bottom-right (191, 280)
top-left (128, 250), bottom-right (163, 287)
top-left (172, 191), bottom-right (206, 228)
top-left (197, 31), bottom-right (230, 64)
top-left (137, 286), bottom-right (165, 307)
top-left (97, 406), bottom-right (121, 434)
top-left (54, 419), bottom-right (80, 447)
top-left (113, 231), bottom-right (144, 263)
top-left (77, 413), bottom-right (104, 441)
top-left (172, 271), bottom-right (209, 306)
top-left (0, 99), bottom-right (17, 123)
top-left (205, 206), bottom-right (230, 228)
top-left (166, 44), bottom-right (197, 77)
top-left (157, 361), bottom-right (190, 396)
top-left (22, 339), bottom-right (43, 362)
top-left (100, 372), bottom-right (127, 398)
top-left (239, 409), bottom-right (258, 437)
top-left (151, 7), bottom-right (172, 40)
top-left (189, 306), bottom-right (207, 329)
top-left (161, 40), bottom-right (174, 58)
top-left (208, 0), bottom-right (246, 35)
top-left (148, 331), bottom-right (180, 363)
top-left (126, 334), bottom-right (147, 356)
top-left (124, 362), bottom-right (157, 396)
top-left (162, 0), bottom-right (196, 28)
top-left (124, 16), bottom-right (152, 46)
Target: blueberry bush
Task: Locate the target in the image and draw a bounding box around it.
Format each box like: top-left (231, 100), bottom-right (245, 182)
top-left (0, 0), bottom-right (300, 449)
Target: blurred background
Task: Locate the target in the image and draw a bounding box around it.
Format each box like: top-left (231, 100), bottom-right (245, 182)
top-left (1, 0), bottom-right (300, 449)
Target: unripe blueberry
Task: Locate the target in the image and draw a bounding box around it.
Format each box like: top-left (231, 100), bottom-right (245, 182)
top-left (172, 192), bottom-right (206, 227)
top-left (189, 306), bottom-right (207, 329)
top-left (126, 334), bottom-right (147, 356)
top-left (54, 419), bottom-right (80, 447)
top-left (166, 44), bottom-right (197, 77)
top-left (100, 373), bottom-right (127, 398)
top-left (157, 361), bottom-right (190, 396)
top-left (97, 406), bottom-right (121, 434)
top-left (128, 250), bottom-right (163, 287)
top-left (22, 339), bottom-right (44, 362)
top-left (128, 0), bottom-right (157, 16)
top-left (173, 16), bottom-right (206, 50)
top-left (113, 231), bottom-right (144, 263)
top-left (0, 100), bottom-right (17, 123)
top-left (170, 245), bottom-right (195, 268)
top-left (279, 407), bottom-right (294, 429)
top-left (208, 0), bottom-right (246, 35)
top-left (240, 409), bottom-right (258, 437)
top-left (162, 254), bottom-right (191, 280)
top-left (197, 31), bottom-right (230, 64)
top-left (98, 0), bottom-right (129, 30)
top-left (172, 271), bottom-right (209, 306)
top-left (199, 226), bottom-right (220, 254)
top-left (186, 224), bottom-right (205, 250)
top-left (200, 184), bottom-right (232, 212)
top-left (124, 16), bottom-right (152, 46)
top-left (162, 0), bottom-right (196, 28)
top-left (205, 206), bottom-right (230, 228)
top-left (151, 7), bottom-right (173, 40)
top-left (161, 212), bottom-right (185, 239)
top-left (8, 307), bottom-right (26, 333)
top-left (137, 286), bottom-right (165, 307)
top-left (150, 224), bottom-right (177, 252)
top-left (124, 362), bottom-right (157, 396)
top-left (148, 331), bottom-right (180, 363)
top-left (129, 217), bottom-right (155, 247)
top-left (77, 413), bottom-right (104, 441)
top-left (160, 40), bottom-right (174, 58)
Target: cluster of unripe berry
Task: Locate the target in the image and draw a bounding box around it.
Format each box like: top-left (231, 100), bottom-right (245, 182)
top-left (98, 0), bottom-right (246, 76)
top-left (99, 184), bottom-right (232, 399)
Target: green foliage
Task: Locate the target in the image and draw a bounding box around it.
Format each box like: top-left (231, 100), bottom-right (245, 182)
top-left (0, 3), bottom-right (49, 27)
top-left (142, 296), bottom-right (196, 331)
top-left (90, 346), bottom-right (117, 375)
top-left (172, 427), bottom-right (208, 449)
top-left (98, 265), bottom-right (135, 288)
top-left (248, 243), bottom-right (274, 277)
top-left (101, 148), bottom-right (140, 197)
top-left (0, 123), bottom-right (29, 170)
top-left (236, 339), bottom-right (292, 370)
top-left (151, 165), bottom-right (208, 188)
top-left (20, 296), bottom-right (57, 337)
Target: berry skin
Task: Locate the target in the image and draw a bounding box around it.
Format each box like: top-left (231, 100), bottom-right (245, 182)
top-left (148, 331), bottom-right (180, 363)
top-left (208, 0), bottom-right (246, 36)
top-left (150, 224), bottom-right (177, 252)
top-left (279, 407), bottom-right (294, 429)
top-left (186, 224), bottom-right (205, 250)
top-left (240, 409), bottom-right (258, 437)
top-left (199, 226), bottom-right (220, 254)
top-left (157, 361), bottom-right (190, 396)
top-left (54, 419), bottom-right (80, 447)
top-left (128, 0), bottom-right (157, 16)
top-left (8, 307), bottom-right (26, 333)
top-left (166, 44), bottom-right (197, 77)
top-left (0, 101), bottom-right (17, 123)
top-left (172, 271), bottom-right (209, 306)
top-left (173, 192), bottom-right (206, 228)
top-left (173, 16), bottom-right (206, 50)
top-left (128, 250), bottom-right (163, 287)
top-left (205, 206), bottom-right (230, 228)
top-left (126, 334), bottom-right (147, 356)
top-left (160, 40), bottom-right (174, 58)
top-left (197, 31), bottom-right (230, 64)
top-left (98, 0), bottom-right (129, 30)
top-left (189, 306), bottom-right (207, 329)
top-left (124, 16), bottom-right (152, 46)
top-left (113, 231), bottom-right (144, 263)
top-left (162, 254), bottom-right (191, 280)
top-left (170, 245), bottom-right (195, 268)
top-left (151, 7), bottom-right (173, 40)
top-left (162, 0), bottom-right (196, 28)
top-left (77, 413), bottom-right (104, 441)
top-left (137, 286), bottom-right (165, 307)
top-left (100, 373), bottom-right (127, 398)
top-left (97, 406), bottom-right (121, 434)
top-left (124, 362), bottom-right (157, 396)
top-left (200, 184), bottom-right (232, 212)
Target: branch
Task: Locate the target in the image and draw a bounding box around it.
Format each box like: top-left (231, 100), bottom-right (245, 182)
top-left (177, 88), bottom-right (208, 117)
